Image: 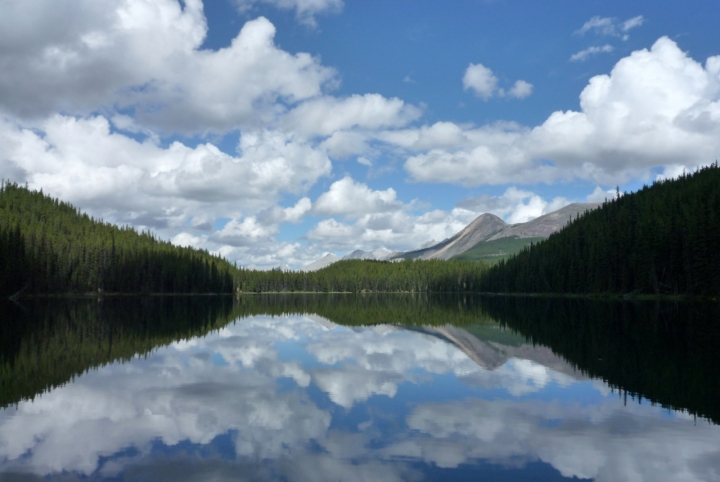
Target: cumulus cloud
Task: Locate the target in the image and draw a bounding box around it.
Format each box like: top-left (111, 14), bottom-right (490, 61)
top-left (234, 0), bottom-right (343, 27)
top-left (463, 63), bottom-right (498, 100)
top-left (281, 94), bottom-right (421, 138)
top-left (0, 3), bottom-right (335, 134)
top-left (570, 44), bottom-right (614, 62)
top-left (463, 64), bottom-right (533, 100)
top-left (208, 198), bottom-right (311, 248)
top-left (507, 80), bottom-right (534, 99)
top-left (0, 114), bottom-right (331, 239)
top-left (377, 121), bottom-right (469, 151)
top-left (313, 176), bottom-right (402, 217)
top-left (403, 37), bottom-right (720, 187)
top-left (586, 186), bottom-right (616, 203)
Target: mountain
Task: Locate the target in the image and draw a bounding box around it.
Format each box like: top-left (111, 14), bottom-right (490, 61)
top-left (303, 248), bottom-right (395, 271)
top-left (301, 253), bottom-right (340, 272)
top-left (395, 213), bottom-right (507, 261)
top-left (394, 203), bottom-right (600, 263)
top-left (342, 248), bottom-right (394, 261)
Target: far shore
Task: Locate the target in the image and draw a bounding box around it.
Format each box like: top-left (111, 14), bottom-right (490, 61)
top-left (8, 291), bottom-right (718, 302)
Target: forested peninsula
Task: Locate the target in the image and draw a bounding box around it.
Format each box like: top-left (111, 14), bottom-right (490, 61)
top-left (2, 163), bottom-right (719, 298)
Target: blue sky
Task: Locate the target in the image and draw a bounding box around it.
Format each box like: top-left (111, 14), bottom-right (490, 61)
top-left (0, 0), bottom-right (719, 268)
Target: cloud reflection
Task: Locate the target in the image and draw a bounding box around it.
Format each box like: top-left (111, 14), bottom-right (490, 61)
top-left (0, 314), bottom-right (718, 482)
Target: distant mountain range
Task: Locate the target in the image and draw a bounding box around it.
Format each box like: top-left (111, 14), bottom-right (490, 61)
top-left (301, 247), bottom-right (395, 272)
top-left (400, 203), bottom-right (600, 263)
top-left (301, 203), bottom-right (600, 270)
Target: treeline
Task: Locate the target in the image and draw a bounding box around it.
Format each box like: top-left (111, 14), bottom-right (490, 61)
top-left (479, 163), bottom-right (720, 296)
top-left (236, 258), bottom-right (488, 293)
top-left (0, 182), bottom-right (234, 296)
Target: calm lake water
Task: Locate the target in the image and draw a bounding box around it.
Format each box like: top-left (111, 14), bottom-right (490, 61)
top-left (1, 295), bottom-right (719, 481)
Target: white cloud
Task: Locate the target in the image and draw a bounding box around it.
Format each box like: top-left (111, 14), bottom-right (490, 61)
top-left (281, 94), bottom-right (421, 138)
top-left (211, 217), bottom-right (279, 247)
top-left (404, 37), bottom-right (720, 187)
top-left (463, 63), bottom-right (498, 100)
top-left (319, 131), bottom-right (372, 158)
top-left (586, 186), bottom-right (615, 203)
top-left (0, 3), bottom-right (336, 134)
top-left (0, 114), bottom-right (331, 237)
top-left (576, 15), bottom-right (645, 40)
top-left (235, 0), bottom-right (343, 27)
top-left (622, 15), bottom-right (646, 33)
top-left (463, 64), bottom-right (533, 101)
top-left (378, 121), bottom-right (469, 151)
top-left (507, 80), bottom-right (534, 99)
top-left (576, 16), bottom-right (616, 36)
top-left (570, 44), bottom-right (614, 62)
top-left (313, 176), bottom-right (402, 217)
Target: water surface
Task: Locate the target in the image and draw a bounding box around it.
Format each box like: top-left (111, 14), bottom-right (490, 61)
top-left (1, 295), bottom-right (719, 481)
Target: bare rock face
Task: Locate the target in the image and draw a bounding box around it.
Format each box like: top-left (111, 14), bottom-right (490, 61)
top-left (422, 213), bottom-right (508, 260)
top-left (301, 254), bottom-right (340, 272)
top-left (398, 213), bottom-right (507, 261)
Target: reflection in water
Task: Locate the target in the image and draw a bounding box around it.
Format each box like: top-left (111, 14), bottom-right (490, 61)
top-left (0, 295), bottom-right (719, 481)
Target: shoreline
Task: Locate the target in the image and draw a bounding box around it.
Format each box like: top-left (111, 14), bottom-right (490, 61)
top-left (9, 291), bottom-right (718, 302)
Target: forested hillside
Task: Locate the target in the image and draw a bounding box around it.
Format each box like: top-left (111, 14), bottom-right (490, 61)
top-left (0, 182), bottom-right (235, 296)
top-left (479, 163), bottom-right (720, 296)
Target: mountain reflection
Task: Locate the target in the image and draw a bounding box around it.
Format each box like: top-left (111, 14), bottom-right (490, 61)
top-left (0, 295), bottom-right (719, 481)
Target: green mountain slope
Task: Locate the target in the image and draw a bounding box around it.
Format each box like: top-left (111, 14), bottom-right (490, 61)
top-left (479, 163), bottom-right (720, 296)
top-left (452, 236), bottom-right (544, 264)
top-left (0, 182), bottom-right (235, 296)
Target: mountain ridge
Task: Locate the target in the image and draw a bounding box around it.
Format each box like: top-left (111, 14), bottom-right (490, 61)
top-left (393, 203), bottom-right (601, 262)
top-left (300, 203), bottom-right (602, 270)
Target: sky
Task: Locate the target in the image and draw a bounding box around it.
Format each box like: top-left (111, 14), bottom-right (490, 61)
top-left (1, 0), bottom-right (719, 269)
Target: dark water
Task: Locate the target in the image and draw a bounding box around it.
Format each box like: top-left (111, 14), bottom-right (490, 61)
top-left (1, 295), bottom-right (719, 481)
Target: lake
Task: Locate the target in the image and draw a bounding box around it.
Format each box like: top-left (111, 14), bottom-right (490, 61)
top-left (1, 295), bottom-right (719, 481)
